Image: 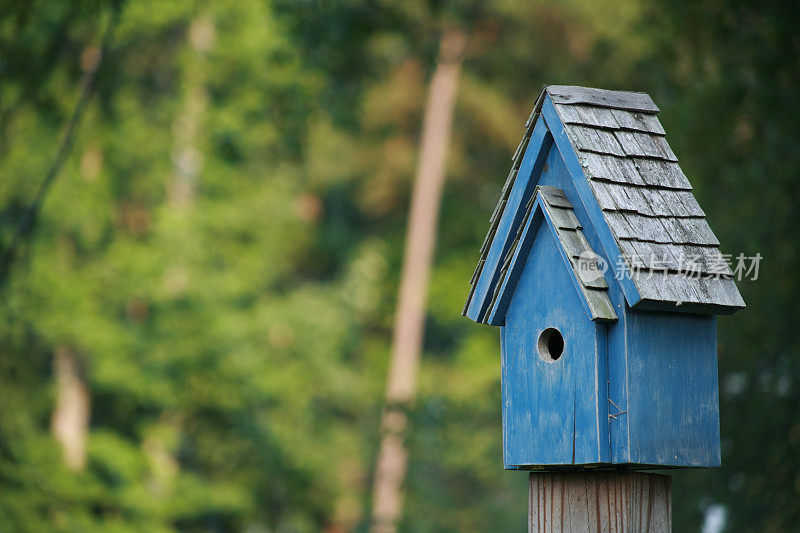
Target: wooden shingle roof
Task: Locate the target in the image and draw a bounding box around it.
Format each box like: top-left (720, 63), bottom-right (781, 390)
top-left (465, 85), bottom-right (745, 320)
top-left (551, 86), bottom-right (744, 310)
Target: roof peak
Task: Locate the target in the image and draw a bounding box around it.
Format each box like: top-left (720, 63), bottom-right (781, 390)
top-left (546, 85), bottom-right (660, 114)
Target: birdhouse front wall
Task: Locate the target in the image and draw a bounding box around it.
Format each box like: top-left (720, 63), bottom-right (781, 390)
top-left (501, 221), bottom-right (609, 468)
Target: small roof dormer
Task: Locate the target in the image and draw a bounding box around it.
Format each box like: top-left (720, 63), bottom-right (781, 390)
top-left (486, 185), bottom-right (617, 325)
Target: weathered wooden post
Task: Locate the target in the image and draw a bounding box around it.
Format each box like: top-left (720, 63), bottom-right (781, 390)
top-left (463, 86), bottom-right (744, 531)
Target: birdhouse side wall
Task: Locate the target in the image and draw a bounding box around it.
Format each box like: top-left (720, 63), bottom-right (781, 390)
top-left (621, 309), bottom-right (721, 467)
top-left (501, 223), bottom-right (609, 469)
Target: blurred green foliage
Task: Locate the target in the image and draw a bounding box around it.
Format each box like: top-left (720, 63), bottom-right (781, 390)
top-left (0, 0), bottom-right (798, 531)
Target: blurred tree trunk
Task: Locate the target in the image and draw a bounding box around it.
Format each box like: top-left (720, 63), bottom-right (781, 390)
top-left (169, 14), bottom-right (214, 208)
top-left (51, 347), bottom-right (89, 470)
top-left (370, 28), bottom-right (466, 533)
top-left (143, 12), bottom-right (214, 493)
top-left (48, 34), bottom-right (116, 470)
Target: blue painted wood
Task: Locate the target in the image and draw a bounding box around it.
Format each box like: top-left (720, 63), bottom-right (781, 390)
top-left (470, 92), bottom-right (724, 469)
top-left (606, 301), bottom-right (630, 464)
top-left (465, 120), bottom-right (553, 322)
top-left (540, 95), bottom-right (643, 308)
top-left (486, 208), bottom-right (544, 326)
top-left (623, 310), bottom-right (720, 466)
top-left (592, 320), bottom-right (611, 464)
top-left (501, 223), bottom-right (608, 468)
top-left (487, 142), bottom-right (566, 326)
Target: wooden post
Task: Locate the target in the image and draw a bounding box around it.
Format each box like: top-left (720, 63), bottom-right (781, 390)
top-left (528, 471), bottom-right (671, 532)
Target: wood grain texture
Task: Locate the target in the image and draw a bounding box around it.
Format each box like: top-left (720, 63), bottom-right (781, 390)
top-left (528, 472), bottom-right (671, 532)
top-left (547, 85), bottom-right (660, 113)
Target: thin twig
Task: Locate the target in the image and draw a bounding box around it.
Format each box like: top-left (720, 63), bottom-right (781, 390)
top-left (0, 6), bottom-right (120, 285)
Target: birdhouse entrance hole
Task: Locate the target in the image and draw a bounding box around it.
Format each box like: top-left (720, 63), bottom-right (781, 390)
top-left (538, 328), bottom-right (564, 362)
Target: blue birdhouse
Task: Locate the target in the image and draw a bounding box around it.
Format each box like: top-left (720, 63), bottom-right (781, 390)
top-left (463, 86), bottom-right (745, 469)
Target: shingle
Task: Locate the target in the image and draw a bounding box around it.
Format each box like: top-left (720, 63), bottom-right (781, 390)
top-left (649, 135), bottom-right (678, 161)
top-left (631, 158), bottom-right (692, 189)
top-left (579, 152), bottom-right (645, 185)
top-left (609, 109), bottom-right (666, 135)
top-left (478, 225), bottom-right (495, 255)
top-left (633, 270), bottom-right (670, 301)
top-left (680, 245), bottom-right (731, 275)
top-left (469, 257), bottom-right (485, 285)
top-left (665, 243), bottom-right (686, 266)
top-left (593, 181), bottom-right (632, 211)
top-left (660, 217), bottom-right (692, 243)
top-left (661, 218), bottom-right (719, 246)
top-left (567, 125), bottom-right (626, 156)
top-left (613, 130), bottom-right (678, 161)
top-left (525, 110), bottom-right (539, 129)
top-left (620, 186), bottom-right (655, 216)
top-left (716, 276), bottom-right (747, 307)
top-left (628, 241), bottom-right (656, 268)
top-left (619, 240), bottom-right (646, 269)
top-left (629, 241), bottom-right (681, 271)
top-left (637, 187), bottom-right (672, 217)
top-left (633, 271), bottom-right (744, 308)
top-left (631, 271), bottom-right (677, 302)
top-left (547, 85), bottom-right (660, 113)
top-left (556, 104), bottom-right (620, 129)
top-left (651, 243), bottom-right (682, 271)
top-left (603, 211), bottom-right (636, 240)
top-left (576, 264), bottom-right (609, 290)
top-left (680, 218), bottom-right (720, 246)
top-left (538, 186), bottom-right (573, 208)
top-left (663, 243), bottom-right (685, 271)
top-left (622, 213), bottom-right (672, 243)
top-left (489, 168), bottom-right (517, 223)
top-left (567, 250), bottom-right (609, 290)
top-left (588, 180), bottom-right (617, 210)
top-left (700, 247), bottom-right (734, 277)
top-left (658, 189), bottom-right (692, 217)
top-left (557, 228), bottom-right (586, 259)
top-left (675, 191), bottom-right (706, 217)
top-left (548, 205), bottom-right (581, 230)
top-left (511, 133), bottom-right (530, 163)
top-left (581, 287), bottom-right (617, 320)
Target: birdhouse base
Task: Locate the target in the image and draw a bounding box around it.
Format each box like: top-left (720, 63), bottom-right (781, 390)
top-left (528, 471), bottom-right (671, 532)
